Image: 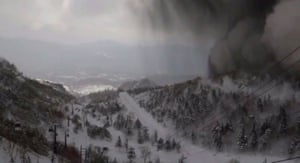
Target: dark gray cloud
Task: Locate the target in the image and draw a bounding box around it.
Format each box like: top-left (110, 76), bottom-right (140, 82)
top-left (263, 0), bottom-right (300, 74)
top-left (131, 0), bottom-right (300, 77)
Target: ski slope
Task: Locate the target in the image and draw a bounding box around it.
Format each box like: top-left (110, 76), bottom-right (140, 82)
top-left (119, 92), bottom-right (168, 136)
top-left (119, 92), bottom-right (293, 163)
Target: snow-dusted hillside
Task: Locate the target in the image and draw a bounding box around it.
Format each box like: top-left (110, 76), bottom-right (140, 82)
top-left (0, 57), bottom-right (299, 163)
top-left (130, 75), bottom-right (300, 161)
top-left (50, 90), bottom-right (291, 163)
top-left (119, 78), bottom-right (157, 91)
top-left (0, 58), bottom-right (74, 162)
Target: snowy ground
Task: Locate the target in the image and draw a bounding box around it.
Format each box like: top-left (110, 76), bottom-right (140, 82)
top-left (0, 91), bottom-right (296, 163)
top-left (119, 92), bottom-right (295, 163)
top-left (119, 92), bottom-right (167, 137)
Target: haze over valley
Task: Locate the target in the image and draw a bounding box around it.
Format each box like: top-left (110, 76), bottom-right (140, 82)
top-left (0, 37), bottom-right (209, 94)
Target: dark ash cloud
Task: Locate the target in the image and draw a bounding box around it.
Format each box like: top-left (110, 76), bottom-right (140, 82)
top-left (131, 0), bottom-right (300, 78)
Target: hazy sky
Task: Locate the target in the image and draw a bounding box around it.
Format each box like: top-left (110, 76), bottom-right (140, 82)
top-left (0, 0), bottom-right (298, 80)
top-left (0, 0), bottom-right (213, 80)
top-left (0, 0), bottom-right (141, 44)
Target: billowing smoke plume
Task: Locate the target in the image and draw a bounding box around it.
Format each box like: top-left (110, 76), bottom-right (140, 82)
top-left (130, 0), bottom-right (300, 77)
top-left (263, 0), bottom-right (300, 75)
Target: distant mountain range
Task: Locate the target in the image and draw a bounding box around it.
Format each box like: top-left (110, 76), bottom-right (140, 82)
top-left (0, 37), bottom-right (208, 82)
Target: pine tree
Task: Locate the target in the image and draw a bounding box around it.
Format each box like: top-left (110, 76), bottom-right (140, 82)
top-left (176, 143), bottom-right (181, 153)
top-left (191, 132), bottom-right (197, 144)
top-left (135, 119), bottom-right (142, 130)
top-left (115, 136), bottom-right (122, 148)
top-left (178, 155), bottom-right (187, 163)
top-left (10, 157), bottom-right (14, 163)
top-left (126, 126), bottom-right (133, 136)
top-left (104, 116), bottom-right (110, 127)
top-left (257, 98), bottom-right (264, 112)
top-left (140, 146), bottom-right (151, 163)
top-left (262, 159), bottom-right (267, 163)
top-left (125, 138), bottom-right (129, 152)
top-left (127, 147), bottom-right (136, 163)
top-left (215, 134), bottom-right (223, 151)
top-left (138, 129), bottom-right (144, 144)
top-left (288, 137), bottom-right (300, 154)
top-left (279, 108), bottom-right (288, 135)
top-left (260, 119), bottom-right (270, 136)
top-left (26, 156), bottom-right (31, 163)
top-left (143, 127), bottom-right (150, 142)
top-left (249, 129), bottom-right (258, 150)
top-left (237, 128), bottom-right (248, 151)
top-left (165, 139), bottom-right (172, 151)
top-left (259, 128), bottom-right (272, 150)
top-left (114, 114), bottom-right (125, 130)
top-left (157, 138), bottom-right (164, 151)
top-left (112, 158), bottom-right (118, 163)
top-left (125, 115), bottom-right (133, 129)
top-left (154, 130), bottom-right (158, 143)
top-left (155, 157), bottom-right (161, 163)
top-left (212, 123), bottom-right (223, 150)
top-left (172, 139), bottom-right (177, 150)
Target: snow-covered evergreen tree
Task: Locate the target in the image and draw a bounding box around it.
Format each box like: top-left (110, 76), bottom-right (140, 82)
top-left (115, 136), bottom-right (122, 148)
top-left (155, 157), bottom-right (161, 163)
top-left (212, 123), bottom-right (223, 150)
top-left (154, 130), bottom-right (158, 143)
top-left (112, 158), bottom-right (118, 163)
top-left (278, 108), bottom-right (288, 135)
top-left (127, 147), bottom-right (136, 163)
top-left (288, 137), bottom-right (300, 154)
top-left (125, 138), bottom-right (129, 152)
top-left (140, 146), bottom-right (151, 163)
top-left (259, 128), bottom-right (272, 150)
top-left (134, 119), bottom-right (142, 130)
top-left (165, 139), bottom-right (172, 151)
top-left (113, 113), bottom-right (125, 130)
top-left (249, 128), bottom-right (258, 150)
top-left (237, 128), bottom-right (248, 151)
top-left (138, 129), bottom-right (144, 144)
top-left (157, 138), bottom-right (164, 151)
top-left (143, 127), bottom-right (150, 142)
top-left (178, 155), bottom-right (187, 163)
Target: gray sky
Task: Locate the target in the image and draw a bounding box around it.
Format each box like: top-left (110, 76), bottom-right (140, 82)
top-left (0, 0), bottom-right (142, 44)
top-left (0, 0), bottom-right (213, 80)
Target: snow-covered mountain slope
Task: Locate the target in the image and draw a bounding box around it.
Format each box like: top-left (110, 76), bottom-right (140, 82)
top-left (119, 78), bottom-right (157, 91)
top-left (53, 90), bottom-right (291, 163)
top-left (120, 92), bottom-right (167, 136)
top-left (36, 78), bottom-right (71, 94)
top-left (0, 58), bottom-right (75, 162)
top-left (0, 57), bottom-right (299, 163)
top-left (58, 90), bottom-right (184, 163)
top-left (119, 92), bottom-right (291, 163)
top-left (130, 76), bottom-right (300, 159)
top-left (0, 58), bottom-right (73, 125)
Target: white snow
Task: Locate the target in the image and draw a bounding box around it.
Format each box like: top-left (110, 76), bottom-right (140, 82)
top-left (72, 84), bottom-right (116, 95)
top-left (119, 92), bottom-right (167, 137)
top-left (0, 89), bottom-right (295, 163)
top-left (119, 92), bottom-right (294, 163)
